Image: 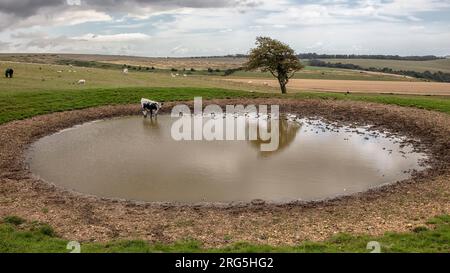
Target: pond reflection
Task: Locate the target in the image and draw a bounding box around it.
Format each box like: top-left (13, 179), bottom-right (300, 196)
top-left (249, 118), bottom-right (302, 157)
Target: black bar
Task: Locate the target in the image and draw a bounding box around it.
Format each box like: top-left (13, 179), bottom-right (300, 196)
top-left (0, 253), bottom-right (448, 272)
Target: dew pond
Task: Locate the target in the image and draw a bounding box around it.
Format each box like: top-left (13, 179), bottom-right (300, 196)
top-left (27, 114), bottom-right (428, 204)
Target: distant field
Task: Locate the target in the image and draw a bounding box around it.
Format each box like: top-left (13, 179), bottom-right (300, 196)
top-left (0, 53), bottom-right (246, 70)
top-left (228, 68), bottom-right (417, 81)
top-left (0, 61), bottom-right (415, 97)
top-left (0, 60), bottom-right (445, 100)
top-left (321, 58), bottom-right (450, 73)
top-left (100, 57), bottom-right (246, 70)
top-left (0, 54), bottom-right (424, 82)
top-left (0, 61), bottom-right (277, 93)
top-left (228, 78), bottom-right (450, 96)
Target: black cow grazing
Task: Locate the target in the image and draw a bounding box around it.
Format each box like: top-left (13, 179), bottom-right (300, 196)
top-left (5, 68), bottom-right (14, 78)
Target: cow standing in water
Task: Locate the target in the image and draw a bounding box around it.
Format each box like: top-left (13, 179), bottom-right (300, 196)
top-left (5, 68), bottom-right (14, 78)
top-left (141, 98), bottom-right (163, 118)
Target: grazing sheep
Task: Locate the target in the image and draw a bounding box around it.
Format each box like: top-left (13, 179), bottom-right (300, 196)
top-left (171, 73), bottom-right (176, 78)
top-left (183, 74), bottom-right (188, 77)
top-left (5, 68), bottom-right (14, 78)
top-left (77, 79), bottom-right (86, 85)
top-left (141, 98), bottom-right (163, 118)
top-left (123, 68), bottom-right (129, 74)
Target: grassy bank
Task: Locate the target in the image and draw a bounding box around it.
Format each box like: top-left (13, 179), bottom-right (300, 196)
top-left (0, 87), bottom-right (449, 125)
top-left (1, 215), bottom-right (448, 253)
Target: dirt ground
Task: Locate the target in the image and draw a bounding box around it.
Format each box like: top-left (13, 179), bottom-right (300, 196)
top-left (0, 99), bottom-right (449, 246)
top-left (227, 79), bottom-right (450, 96)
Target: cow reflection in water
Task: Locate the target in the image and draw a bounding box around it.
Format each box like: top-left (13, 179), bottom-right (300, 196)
top-left (249, 118), bottom-right (302, 157)
top-left (143, 117), bottom-right (160, 128)
top-left (142, 117), bottom-right (164, 138)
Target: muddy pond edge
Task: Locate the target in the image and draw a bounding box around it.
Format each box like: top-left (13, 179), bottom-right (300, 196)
top-left (0, 98), bottom-right (449, 245)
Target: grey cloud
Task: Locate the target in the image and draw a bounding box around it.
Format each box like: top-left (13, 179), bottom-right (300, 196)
top-left (81, 0), bottom-right (257, 9)
top-left (0, 40), bottom-right (10, 49)
top-left (25, 35), bottom-right (73, 49)
top-left (76, 0), bottom-right (263, 16)
top-left (0, 0), bottom-right (262, 32)
top-left (10, 31), bottom-right (48, 39)
top-left (0, 0), bottom-right (65, 17)
top-left (0, 0), bottom-right (260, 18)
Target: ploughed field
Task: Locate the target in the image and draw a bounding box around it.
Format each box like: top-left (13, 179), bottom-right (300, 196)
top-left (227, 78), bottom-right (450, 96)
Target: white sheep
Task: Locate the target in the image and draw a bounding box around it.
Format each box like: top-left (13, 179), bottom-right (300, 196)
top-left (123, 68), bottom-right (129, 74)
top-left (77, 79), bottom-right (86, 85)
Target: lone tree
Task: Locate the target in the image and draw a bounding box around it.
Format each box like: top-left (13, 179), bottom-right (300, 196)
top-left (245, 37), bottom-right (304, 94)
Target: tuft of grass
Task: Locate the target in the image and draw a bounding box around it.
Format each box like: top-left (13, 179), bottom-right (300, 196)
top-left (0, 218), bottom-right (65, 253)
top-left (3, 216), bottom-right (26, 226)
top-left (0, 215), bottom-right (448, 253)
top-left (413, 226), bottom-right (429, 233)
top-left (35, 224), bottom-right (56, 237)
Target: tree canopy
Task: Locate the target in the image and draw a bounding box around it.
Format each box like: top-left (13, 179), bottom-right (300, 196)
top-left (245, 37), bottom-right (304, 94)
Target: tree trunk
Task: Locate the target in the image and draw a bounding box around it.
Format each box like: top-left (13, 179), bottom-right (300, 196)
top-left (279, 81), bottom-right (287, 94)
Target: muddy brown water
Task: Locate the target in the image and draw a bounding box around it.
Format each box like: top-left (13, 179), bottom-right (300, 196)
top-left (27, 115), bottom-right (428, 204)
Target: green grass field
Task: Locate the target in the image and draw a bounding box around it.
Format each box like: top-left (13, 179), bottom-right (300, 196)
top-left (1, 61), bottom-right (448, 126)
top-left (1, 215), bottom-right (449, 253)
top-left (321, 58), bottom-right (450, 73)
top-left (0, 59), bottom-right (449, 253)
top-left (0, 61), bottom-right (278, 93)
top-left (1, 87), bottom-right (449, 125)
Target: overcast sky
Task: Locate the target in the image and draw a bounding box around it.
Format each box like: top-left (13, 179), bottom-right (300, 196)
top-left (0, 0), bottom-right (449, 57)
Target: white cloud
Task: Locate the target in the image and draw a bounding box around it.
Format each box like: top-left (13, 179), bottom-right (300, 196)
top-left (73, 33), bottom-right (151, 42)
top-left (52, 10), bottom-right (112, 25)
top-left (66, 0), bottom-right (81, 6)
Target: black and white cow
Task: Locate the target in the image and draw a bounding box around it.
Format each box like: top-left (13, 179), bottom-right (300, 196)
top-left (5, 68), bottom-right (14, 78)
top-left (141, 98), bottom-right (163, 118)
